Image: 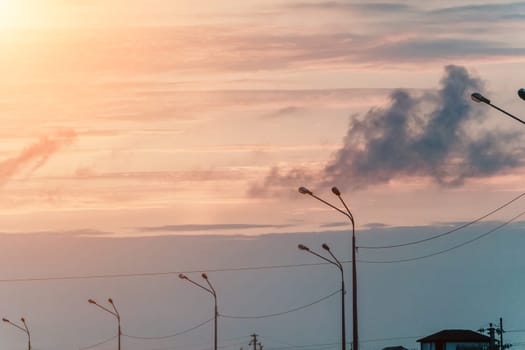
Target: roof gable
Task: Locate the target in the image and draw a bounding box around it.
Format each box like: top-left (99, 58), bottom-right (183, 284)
top-left (417, 330), bottom-right (490, 343)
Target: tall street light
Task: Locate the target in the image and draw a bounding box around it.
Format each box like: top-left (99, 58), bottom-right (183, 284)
top-left (518, 88), bottom-right (525, 101)
top-left (88, 298), bottom-right (121, 350)
top-left (471, 92), bottom-right (525, 125)
top-left (3, 317), bottom-right (31, 350)
top-left (179, 273), bottom-right (218, 350)
top-left (298, 243), bottom-right (346, 350)
top-left (298, 186), bottom-right (358, 350)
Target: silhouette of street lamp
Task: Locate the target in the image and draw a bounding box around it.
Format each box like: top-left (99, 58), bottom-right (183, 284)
top-left (518, 88), bottom-right (525, 101)
top-left (471, 92), bottom-right (525, 125)
top-left (179, 273), bottom-right (218, 350)
top-left (298, 243), bottom-right (346, 350)
top-left (3, 317), bottom-right (31, 350)
top-left (298, 186), bottom-right (357, 350)
top-left (88, 298), bottom-right (121, 350)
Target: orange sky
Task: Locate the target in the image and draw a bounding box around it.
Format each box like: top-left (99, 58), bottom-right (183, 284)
top-left (1, 0), bottom-right (524, 237)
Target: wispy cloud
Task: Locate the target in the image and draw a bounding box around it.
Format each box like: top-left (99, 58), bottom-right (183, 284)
top-left (137, 223), bottom-right (292, 232)
top-left (0, 129), bottom-right (76, 185)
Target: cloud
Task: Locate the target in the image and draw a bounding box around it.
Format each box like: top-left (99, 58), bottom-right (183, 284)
top-left (261, 106), bottom-right (304, 119)
top-left (291, 1), bottom-right (415, 13)
top-left (429, 2), bottom-right (525, 20)
top-left (0, 130), bottom-right (76, 185)
top-left (137, 224), bottom-right (292, 232)
top-left (251, 65), bottom-right (524, 195)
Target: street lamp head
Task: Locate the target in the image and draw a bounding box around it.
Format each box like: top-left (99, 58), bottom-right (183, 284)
top-left (88, 299), bottom-right (96, 304)
top-left (331, 186), bottom-right (341, 196)
top-left (298, 186), bottom-right (312, 195)
top-left (298, 244), bottom-right (309, 251)
top-left (471, 92), bottom-right (490, 104)
top-left (322, 243), bottom-right (331, 251)
top-left (2, 318), bottom-right (9, 323)
top-left (518, 88), bottom-right (525, 101)
top-left (108, 298), bottom-right (114, 304)
top-left (201, 273), bottom-right (208, 280)
top-left (178, 273), bottom-right (187, 279)
top-left (20, 318), bottom-right (25, 323)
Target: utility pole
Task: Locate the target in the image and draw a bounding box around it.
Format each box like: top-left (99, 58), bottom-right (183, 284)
top-left (489, 323), bottom-right (496, 350)
top-left (250, 334), bottom-right (259, 350)
top-left (499, 318), bottom-right (504, 350)
top-left (479, 318), bottom-right (512, 350)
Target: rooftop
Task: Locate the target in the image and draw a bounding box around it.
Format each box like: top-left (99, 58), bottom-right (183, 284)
top-left (417, 330), bottom-right (490, 343)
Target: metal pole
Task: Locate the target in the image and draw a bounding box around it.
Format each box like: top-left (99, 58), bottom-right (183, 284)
top-left (499, 318), bottom-right (503, 350)
top-left (489, 103), bottom-right (525, 125)
top-left (351, 222), bottom-right (358, 350)
top-left (342, 275), bottom-right (346, 350)
top-left (214, 298), bottom-right (218, 350)
top-left (118, 319), bottom-right (121, 350)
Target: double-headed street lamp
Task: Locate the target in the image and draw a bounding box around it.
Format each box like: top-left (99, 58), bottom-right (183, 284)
top-left (298, 186), bottom-right (358, 350)
top-left (3, 317), bottom-right (31, 350)
top-left (179, 273), bottom-right (218, 350)
top-left (518, 88), bottom-right (525, 101)
top-left (88, 298), bottom-right (121, 350)
top-left (298, 243), bottom-right (346, 350)
top-left (471, 92), bottom-right (525, 125)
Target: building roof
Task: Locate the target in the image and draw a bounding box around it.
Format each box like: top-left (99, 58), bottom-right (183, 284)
top-left (417, 330), bottom-right (490, 343)
top-left (383, 346), bottom-right (408, 350)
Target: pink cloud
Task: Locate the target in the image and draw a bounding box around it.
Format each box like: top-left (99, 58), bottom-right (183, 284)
top-left (0, 129), bottom-right (77, 185)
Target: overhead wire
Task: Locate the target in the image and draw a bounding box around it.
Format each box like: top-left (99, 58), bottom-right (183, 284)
top-left (0, 262), bottom-right (331, 284)
top-left (220, 289), bottom-right (340, 319)
top-left (359, 191), bottom-right (525, 249)
top-left (359, 209), bottom-right (525, 264)
top-left (0, 203), bottom-right (522, 284)
top-left (78, 334), bottom-right (117, 350)
top-left (123, 317), bottom-right (213, 340)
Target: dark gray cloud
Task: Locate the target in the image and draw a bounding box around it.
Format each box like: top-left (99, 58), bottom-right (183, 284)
top-left (323, 65), bottom-right (523, 188)
top-left (251, 65), bottom-right (524, 195)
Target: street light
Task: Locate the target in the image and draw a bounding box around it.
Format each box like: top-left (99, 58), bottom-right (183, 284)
top-left (518, 88), bottom-right (525, 101)
top-left (3, 317), bottom-right (31, 350)
top-left (298, 243), bottom-right (346, 350)
top-left (88, 298), bottom-right (121, 350)
top-left (471, 92), bottom-right (525, 125)
top-left (298, 186), bottom-right (358, 350)
top-left (179, 273), bottom-right (218, 350)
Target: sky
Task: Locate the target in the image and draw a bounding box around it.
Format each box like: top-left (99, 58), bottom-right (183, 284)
top-left (1, 0), bottom-right (525, 349)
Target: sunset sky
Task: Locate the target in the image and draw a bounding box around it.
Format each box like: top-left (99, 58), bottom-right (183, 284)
top-left (1, 1), bottom-right (525, 350)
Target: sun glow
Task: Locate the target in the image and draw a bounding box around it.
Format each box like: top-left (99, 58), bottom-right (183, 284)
top-left (0, 0), bottom-right (49, 28)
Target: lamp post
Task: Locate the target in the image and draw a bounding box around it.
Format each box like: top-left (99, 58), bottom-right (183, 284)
top-left (88, 298), bottom-right (121, 350)
top-left (298, 243), bottom-right (346, 350)
top-left (471, 92), bottom-right (525, 125)
top-left (298, 186), bottom-right (358, 350)
top-left (179, 273), bottom-right (218, 350)
top-left (518, 88), bottom-right (525, 101)
top-left (3, 317), bottom-right (31, 350)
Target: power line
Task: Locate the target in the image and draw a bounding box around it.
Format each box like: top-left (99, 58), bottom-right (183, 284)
top-left (359, 191), bottom-right (525, 249)
top-left (220, 289), bottom-right (340, 319)
top-left (78, 334), bottom-right (117, 350)
top-left (0, 262), bottom-right (331, 284)
top-left (359, 210), bottom-right (525, 264)
top-left (0, 213), bottom-right (523, 284)
top-left (263, 336), bottom-right (423, 350)
top-left (123, 317), bottom-right (213, 340)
